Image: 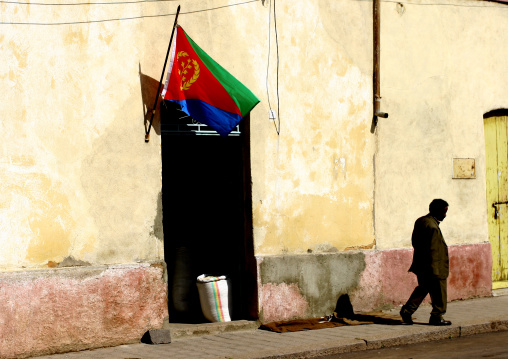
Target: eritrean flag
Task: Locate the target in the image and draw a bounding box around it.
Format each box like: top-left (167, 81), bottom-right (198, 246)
top-left (161, 26), bottom-right (260, 136)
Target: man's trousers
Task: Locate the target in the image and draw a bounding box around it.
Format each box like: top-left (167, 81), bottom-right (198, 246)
top-left (403, 274), bottom-right (447, 319)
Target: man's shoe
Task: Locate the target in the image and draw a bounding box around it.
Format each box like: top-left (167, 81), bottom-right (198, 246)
top-left (399, 308), bottom-right (413, 325)
top-left (429, 317), bottom-right (452, 326)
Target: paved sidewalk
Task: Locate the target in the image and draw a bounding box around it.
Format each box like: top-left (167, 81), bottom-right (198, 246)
top-left (33, 294), bottom-right (508, 359)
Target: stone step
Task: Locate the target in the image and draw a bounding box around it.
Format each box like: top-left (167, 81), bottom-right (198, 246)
top-left (167, 320), bottom-right (260, 340)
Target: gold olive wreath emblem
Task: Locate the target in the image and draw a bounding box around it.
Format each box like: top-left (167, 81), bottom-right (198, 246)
top-left (177, 51), bottom-right (200, 90)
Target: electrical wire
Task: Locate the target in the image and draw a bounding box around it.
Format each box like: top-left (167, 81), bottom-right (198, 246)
top-left (0, 0), bottom-right (259, 25)
top-left (273, 0), bottom-right (280, 135)
top-left (266, 0), bottom-right (280, 136)
top-left (0, 0), bottom-right (177, 5)
top-left (356, 0), bottom-right (508, 8)
top-left (1, 0), bottom-right (505, 8)
top-left (265, 0), bottom-right (273, 124)
top-left (385, 0), bottom-right (508, 7)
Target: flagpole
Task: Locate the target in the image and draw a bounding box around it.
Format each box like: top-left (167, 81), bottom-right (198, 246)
top-left (145, 5), bottom-right (181, 143)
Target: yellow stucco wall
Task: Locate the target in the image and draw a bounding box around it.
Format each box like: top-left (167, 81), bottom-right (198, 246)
top-left (0, 0), bottom-right (170, 269)
top-left (375, 0), bottom-right (508, 250)
top-left (249, 0), bottom-right (376, 255)
top-left (4, 0), bottom-right (504, 267)
top-left (0, 0), bottom-right (377, 267)
top-left (247, 0), bottom-right (508, 255)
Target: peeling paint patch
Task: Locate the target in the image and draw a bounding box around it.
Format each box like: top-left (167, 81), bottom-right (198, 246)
top-left (10, 155), bottom-right (35, 167)
top-left (99, 32), bottom-right (114, 46)
top-left (9, 40), bottom-right (28, 69)
top-left (260, 283), bottom-right (308, 322)
top-left (57, 256), bottom-right (92, 268)
top-left (310, 243), bottom-right (338, 253)
top-left (0, 170), bottom-right (75, 266)
top-left (24, 174), bottom-right (74, 263)
top-left (344, 242), bottom-right (375, 251)
top-left (333, 157), bottom-right (347, 180)
top-left (64, 28), bottom-right (89, 46)
top-left (150, 192), bottom-right (164, 241)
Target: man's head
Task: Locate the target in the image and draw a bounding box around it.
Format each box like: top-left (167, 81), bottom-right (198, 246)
top-left (429, 199), bottom-right (449, 221)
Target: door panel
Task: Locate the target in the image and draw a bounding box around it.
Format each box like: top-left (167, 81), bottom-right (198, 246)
top-left (485, 115), bottom-right (508, 287)
top-left (485, 117), bottom-right (499, 282)
top-left (499, 118), bottom-right (508, 282)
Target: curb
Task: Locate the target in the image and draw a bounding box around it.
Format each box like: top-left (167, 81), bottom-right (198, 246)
top-left (234, 339), bottom-right (366, 359)
top-left (234, 320), bottom-right (508, 359)
top-left (460, 319), bottom-right (508, 336)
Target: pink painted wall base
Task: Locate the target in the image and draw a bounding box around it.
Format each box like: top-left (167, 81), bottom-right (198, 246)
top-left (351, 243), bottom-right (493, 311)
top-left (257, 243), bottom-right (492, 322)
top-left (0, 263), bottom-right (168, 359)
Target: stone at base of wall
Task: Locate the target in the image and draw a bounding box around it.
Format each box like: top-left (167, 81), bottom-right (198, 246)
top-left (0, 263), bottom-right (168, 359)
top-left (257, 243), bottom-right (492, 323)
top-left (141, 329), bottom-right (172, 344)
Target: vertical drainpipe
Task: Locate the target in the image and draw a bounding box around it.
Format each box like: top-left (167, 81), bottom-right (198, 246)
top-left (372, 0), bottom-right (387, 247)
top-left (374, 0), bottom-right (388, 121)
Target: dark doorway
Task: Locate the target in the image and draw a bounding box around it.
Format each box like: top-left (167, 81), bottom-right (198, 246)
top-left (161, 102), bottom-right (257, 323)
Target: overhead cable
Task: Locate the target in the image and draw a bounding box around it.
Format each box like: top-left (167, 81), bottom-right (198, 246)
top-left (0, 0), bottom-right (177, 5)
top-left (0, 0), bottom-right (259, 25)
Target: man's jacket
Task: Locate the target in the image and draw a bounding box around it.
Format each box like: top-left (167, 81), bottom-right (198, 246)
top-left (408, 214), bottom-right (449, 279)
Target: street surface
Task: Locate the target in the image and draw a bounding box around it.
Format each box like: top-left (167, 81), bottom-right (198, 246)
top-left (318, 330), bottom-right (508, 359)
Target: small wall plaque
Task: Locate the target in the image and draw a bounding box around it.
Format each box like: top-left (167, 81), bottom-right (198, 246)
top-left (453, 158), bottom-right (475, 179)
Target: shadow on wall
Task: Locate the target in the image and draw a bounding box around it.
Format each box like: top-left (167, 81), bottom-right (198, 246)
top-left (139, 64), bottom-right (162, 136)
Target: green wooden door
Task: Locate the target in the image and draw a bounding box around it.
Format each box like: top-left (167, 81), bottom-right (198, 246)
top-left (485, 115), bottom-right (508, 288)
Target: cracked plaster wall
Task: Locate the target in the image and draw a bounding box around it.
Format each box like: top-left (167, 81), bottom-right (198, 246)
top-left (0, 2), bottom-right (172, 269)
top-left (251, 0), bottom-right (376, 256)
